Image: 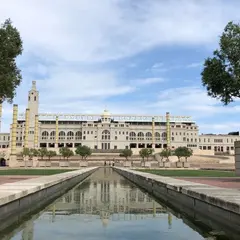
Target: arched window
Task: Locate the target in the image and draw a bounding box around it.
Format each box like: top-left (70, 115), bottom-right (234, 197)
top-left (145, 132), bottom-right (152, 141)
top-left (50, 131), bottom-right (55, 140)
top-left (129, 132), bottom-right (136, 141)
top-left (162, 132), bottom-right (167, 141)
top-left (75, 131), bottom-right (82, 140)
top-left (41, 131), bottom-right (49, 140)
top-left (67, 131), bottom-right (74, 140)
top-left (102, 130), bottom-right (110, 140)
top-left (59, 131), bottom-right (66, 140)
top-left (155, 132), bottom-right (160, 141)
top-left (137, 132), bottom-right (144, 141)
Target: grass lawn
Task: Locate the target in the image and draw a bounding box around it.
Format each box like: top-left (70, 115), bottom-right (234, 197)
top-left (137, 169), bottom-right (236, 177)
top-left (0, 169), bottom-right (77, 176)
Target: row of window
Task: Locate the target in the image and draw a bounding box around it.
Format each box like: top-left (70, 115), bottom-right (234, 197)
top-left (199, 138), bottom-right (239, 143)
top-left (199, 146), bottom-right (234, 151)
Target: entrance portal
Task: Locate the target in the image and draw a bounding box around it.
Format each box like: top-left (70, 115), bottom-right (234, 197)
top-left (0, 158), bottom-right (6, 167)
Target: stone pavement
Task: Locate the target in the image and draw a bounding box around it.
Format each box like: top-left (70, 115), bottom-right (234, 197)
top-left (176, 177), bottom-right (240, 189)
top-left (0, 176), bottom-right (41, 185)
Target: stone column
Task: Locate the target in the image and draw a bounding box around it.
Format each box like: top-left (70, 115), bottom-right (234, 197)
top-left (0, 103), bottom-right (2, 132)
top-left (152, 117), bottom-right (155, 148)
top-left (234, 141), bottom-right (240, 176)
top-left (166, 112), bottom-right (171, 148)
top-left (34, 115), bottom-right (39, 148)
top-left (55, 116), bottom-right (59, 148)
top-left (11, 104), bottom-right (18, 155)
top-left (24, 108), bottom-right (30, 148)
top-left (9, 104), bottom-right (18, 167)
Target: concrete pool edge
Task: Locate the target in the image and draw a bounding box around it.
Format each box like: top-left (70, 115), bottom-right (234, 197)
top-left (113, 167), bottom-right (240, 233)
top-left (0, 167), bottom-right (98, 232)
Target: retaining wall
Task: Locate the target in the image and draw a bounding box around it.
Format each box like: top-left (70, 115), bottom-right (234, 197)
top-left (114, 167), bottom-right (240, 235)
top-left (0, 167), bottom-right (97, 232)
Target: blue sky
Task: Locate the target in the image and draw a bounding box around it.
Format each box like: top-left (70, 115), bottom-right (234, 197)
top-left (1, 0), bottom-right (240, 134)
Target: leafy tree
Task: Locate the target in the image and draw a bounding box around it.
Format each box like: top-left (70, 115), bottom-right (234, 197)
top-left (38, 147), bottom-right (48, 160)
top-left (21, 148), bottom-right (30, 158)
top-left (159, 148), bottom-right (171, 162)
top-left (174, 146), bottom-right (193, 162)
top-left (201, 21), bottom-right (240, 105)
top-left (139, 148), bottom-right (154, 161)
top-left (0, 19), bottom-right (23, 104)
top-left (59, 147), bottom-right (74, 160)
top-left (46, 150), bottom-right (57, 160)
top-left (75, 145), bottom-right (92, 160)
top-left (30, 148), bottom-right (39, 157)
top-left (119, 149), bottom-right (133, 160)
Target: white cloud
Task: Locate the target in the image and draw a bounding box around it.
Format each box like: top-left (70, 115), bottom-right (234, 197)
top-left (186, 62), bottom-right (203, 68)
top-left (1, 0), bottom-right (239, 62)
top-left (149, 86), bottom-right (240, 116)
top-left (133, 77), bottom-right (165, 86)
top-left (1, 0), bottom-right (240, 134)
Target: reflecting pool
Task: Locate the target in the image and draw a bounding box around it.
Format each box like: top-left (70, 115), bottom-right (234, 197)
top-left (1, 168), bottom-right (234, 239)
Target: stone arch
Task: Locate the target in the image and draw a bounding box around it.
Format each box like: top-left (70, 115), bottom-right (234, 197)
top-left (75, 131), bottom-right (82, 140)
top-left (145, 132), bottom-right (152, 140)
top-left (41, 131), bottom-right (49, 140)
top-left (129, 132), bottom-right (136, 141)
top-left (67, 131), bottom-right (74, 140)
top-left (102, 130), bottom-right (110, 140)
top-left (137, 132), bottom-right (144, 141)
top-left (162, 132), bottom-right (167, 140)
top-left (50, 131), bottom-right (55, 140)
top-left (59, 131), bottom-right (66, 140)
top-left (155, 132), bottom-right (160, 141)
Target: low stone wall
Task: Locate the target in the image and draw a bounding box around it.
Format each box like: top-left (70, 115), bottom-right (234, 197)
top-left (114, 167), bottom-right (240, 235)
top-left (235, 141), bottom-right (240, 176)
top-left (0, 167), bottom-right (97, 232)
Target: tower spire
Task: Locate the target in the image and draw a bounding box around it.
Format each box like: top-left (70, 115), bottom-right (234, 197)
top-left (31, 80), bottom-right (36, 91)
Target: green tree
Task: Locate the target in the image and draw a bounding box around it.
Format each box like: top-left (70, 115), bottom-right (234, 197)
top-left (46, 150), bottom-right (57, 160)
top-left (0, 19), bottom-right (23, 104)
top-left (75, 145), bottom-right (92, 160)
top-left (174, 146), bottom-right (193, 162)
top-left (119, 149), bottom-right (133, 160)
top-left (59, 147), bottom-right (74, 160)
top-left (159, 148), bottom-right (171, 162)
top-left (38, 148), bottom-right (48, 160)
top-left (201, 21), bottom-right (240, 105)
top-left (21, 147), bottom-right (30, 158)
top-left (139, 148), bottom-right (154, 166)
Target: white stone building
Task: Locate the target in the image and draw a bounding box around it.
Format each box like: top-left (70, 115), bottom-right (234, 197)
top-left (0, 81), bottom-right (239, 156)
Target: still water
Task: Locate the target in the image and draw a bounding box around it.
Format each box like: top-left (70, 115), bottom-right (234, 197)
top-left (1, 168), bottom-right (231, 239)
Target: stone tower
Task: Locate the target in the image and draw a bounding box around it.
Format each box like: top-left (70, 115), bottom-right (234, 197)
top-left (27, 81), bottom-right (39, 148)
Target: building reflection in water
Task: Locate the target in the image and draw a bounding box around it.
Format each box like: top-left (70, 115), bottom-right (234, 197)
top-left (20, 168), bottom-right (172, 239)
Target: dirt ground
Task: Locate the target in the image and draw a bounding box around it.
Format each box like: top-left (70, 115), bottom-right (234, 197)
top-left (0, 176), bottom-right (40, 185)
top-left (176, 177), bottom-right (240, 189)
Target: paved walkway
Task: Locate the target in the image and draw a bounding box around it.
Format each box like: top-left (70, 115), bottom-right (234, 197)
top-left (0, 176), bottom-right (40, 185)
top-left (176, 177), bottom-right (240, 189)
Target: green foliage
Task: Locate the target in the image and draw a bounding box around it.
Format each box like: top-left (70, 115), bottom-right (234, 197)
top-left (59, 147), bottom-right (74, 159)
top-left (159, 148), bottom-right (171, 161)
top-left (75, 145), bottom-right (92, 160)
top-left (21, 147), bottom-right (30, 157)
top-left (119, 149), bottom-right (133, 160)
top-left (46, 150), bottom-right (57, 160)
top-left (0, 19), bottom-right (23, 103)
top-left (30, 148), bottom-right (39, 157)
top-left (38, 148), bottom-right (48, 160)
top-left (174, 146), bottom-right (193, 161)
top-left (139, 148), bottom-right (154, 160)
top-left (201, 21), bottom-right (240, 105)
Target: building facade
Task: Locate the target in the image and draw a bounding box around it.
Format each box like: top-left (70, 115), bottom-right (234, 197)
top-left (0, 81), bottom-right (240, 155)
